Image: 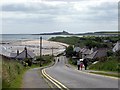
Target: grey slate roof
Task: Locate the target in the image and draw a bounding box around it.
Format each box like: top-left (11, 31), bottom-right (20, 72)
top-left (81, 48), bottom-right (91, 55)
top-left (16, 49), bottom-right (35, 59)
top-left (10, 53), bottom-right (17, 58)
top-left (86, 48), bottom-right (107, 59)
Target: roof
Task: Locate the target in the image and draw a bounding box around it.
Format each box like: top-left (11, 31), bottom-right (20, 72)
top-left (74, 47), bottom-right (81, 52)
top-left (86, 48), bottom-right (107, 59)
top-left (81, 48), bottom-right (91, 55)
top-left (113, 41), bottom-right (120, 52)
top-left (10, 53), bottom-right (17, 58)
top-left (16, 49), bottom-right (35, 59)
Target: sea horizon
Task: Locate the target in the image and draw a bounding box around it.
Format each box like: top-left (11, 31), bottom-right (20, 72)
top-left (0, 34), bottom-right (83, 42)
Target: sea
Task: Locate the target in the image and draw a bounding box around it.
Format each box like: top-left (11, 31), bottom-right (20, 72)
top-left (0, 34), bottom-right (79, 41)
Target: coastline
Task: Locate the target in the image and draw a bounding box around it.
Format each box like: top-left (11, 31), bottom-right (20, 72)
top-left (0, 39), bottom-right (69, 57)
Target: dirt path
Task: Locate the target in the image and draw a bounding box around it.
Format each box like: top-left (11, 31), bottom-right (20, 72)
top-left (22, 68), bottom-right (50, 88)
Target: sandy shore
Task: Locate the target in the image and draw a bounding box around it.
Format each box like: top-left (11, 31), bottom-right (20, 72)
top-left (1, 40), bottom-right (69, 57)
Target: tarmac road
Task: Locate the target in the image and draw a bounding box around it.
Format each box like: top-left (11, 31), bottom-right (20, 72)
top-left (45, 56), bottom-right (119, 89)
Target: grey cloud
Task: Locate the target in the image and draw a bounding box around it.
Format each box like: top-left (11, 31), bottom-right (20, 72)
top-left (1, 1), bottom-right (118, 28)
top-left (84, 2), bottom-right (118, 21)
top-left (2, 3), bottom-right (75, 15)
top-left (42, 0), bottom-right (85, 2)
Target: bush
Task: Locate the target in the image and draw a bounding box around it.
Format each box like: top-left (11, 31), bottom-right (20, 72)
top-left (36, 55), bottom-right (53, 66)
top-left (69, 58), bottom-right (77, 65)
top-left (65, 45), bottom-right (73, 57)
top-left (24, 58), bottom-right (32, 67)
top-left (107, 50), bottom-right (114, 57)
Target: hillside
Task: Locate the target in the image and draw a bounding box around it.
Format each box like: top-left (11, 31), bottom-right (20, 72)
top-left (33, 31), bottom-right (119, 36)
top-left (49, 36), bottom-right (119, 48)
top-left (35, 31), bottom-right (71, 35)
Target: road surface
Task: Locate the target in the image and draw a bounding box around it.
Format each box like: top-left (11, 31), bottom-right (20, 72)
top-left (45, 56), bottom-right (118, 89)
top-left (22, 68), bottom-right (50, 88)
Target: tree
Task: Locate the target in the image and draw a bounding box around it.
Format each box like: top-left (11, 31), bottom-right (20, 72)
top-left (65, 45), bottom-right (73, 57)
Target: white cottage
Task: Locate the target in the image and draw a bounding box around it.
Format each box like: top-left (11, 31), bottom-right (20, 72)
top-left (113, 41), bottom-right (120, 52)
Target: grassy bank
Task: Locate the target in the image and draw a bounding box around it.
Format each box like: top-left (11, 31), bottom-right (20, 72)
top-left (89, 56), bottom-right (119, 72)
top-left (2, 55), bottom-right (54, 89)
top-left (2, 56), bottom-right (27, 89)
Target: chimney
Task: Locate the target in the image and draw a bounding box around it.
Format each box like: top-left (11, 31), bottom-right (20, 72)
top-left (17, 50), bottom-right (19, 56)
top-left (24, 47), bottom-right (27, 58)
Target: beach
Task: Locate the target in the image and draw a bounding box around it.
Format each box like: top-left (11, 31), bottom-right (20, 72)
top-left (0, 39), bottom-right (69, 57)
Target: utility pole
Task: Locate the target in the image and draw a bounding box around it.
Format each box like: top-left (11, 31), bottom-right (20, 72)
top-left (40, 37), bottom-right (42, 57)
top-left (52, 47), bottom-right (53, 56)
top-left (40, 37), bottom-right (42, 66)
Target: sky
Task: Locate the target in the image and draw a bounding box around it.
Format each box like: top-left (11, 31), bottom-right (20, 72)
top-left (1, 0), bottom-right (119, 34)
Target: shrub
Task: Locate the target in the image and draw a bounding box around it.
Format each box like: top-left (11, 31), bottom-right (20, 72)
top-left (65, 45), bottom-right (73, 57)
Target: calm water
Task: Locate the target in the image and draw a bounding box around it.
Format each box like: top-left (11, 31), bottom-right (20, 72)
top-left (0, 34), bottom-right (79, 41)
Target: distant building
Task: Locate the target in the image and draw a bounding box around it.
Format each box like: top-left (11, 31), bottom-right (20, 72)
top-left (80, 48), bottom-right (91, 59)
top-left (73, 46), bottom-right (82, 58)
top-left (103, 40), bottom-right (110, 43)
top-left (74, 47), bottom-right (81, 53)
top-left (9, 47), bottom-right (36, 60)
top-left (86, 48), bottom-right (107, 59)
top-left (113, 41), bottom-right (120, 52)
top-left (9, 53), bottom-right (17, 59)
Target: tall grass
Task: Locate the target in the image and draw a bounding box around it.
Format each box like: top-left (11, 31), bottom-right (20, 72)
top-left (89, 56), bottom-right (119, 72)
top-left (2, 55), bottom-right (54, 89)
top-left (2, 56), bottom-right (26, 88)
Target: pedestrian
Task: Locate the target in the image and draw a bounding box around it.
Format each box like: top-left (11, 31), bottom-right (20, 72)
top-left (83, 59), bottom-right (88, 70)
top-left (77, 59), bottom-right (80, 70)
top-left (80, 61), bottom-right (83, 70)
top-left (58, 58), bottom-right (59, 62)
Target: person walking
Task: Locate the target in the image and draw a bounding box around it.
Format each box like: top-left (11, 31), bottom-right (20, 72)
top-left (77, 59), bottom-right (80, 70)
top-left (58, 58), bottom-right (59, 62)
top-left (80, 61), bottom-right (83, 70)
top-left (83, 59), bottom-right (88, 70)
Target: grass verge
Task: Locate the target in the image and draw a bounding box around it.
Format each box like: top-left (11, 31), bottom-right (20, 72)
top-left (2, 55), bottom-right (54, 89)
top-left (90, 71), bottom-right (120, 78)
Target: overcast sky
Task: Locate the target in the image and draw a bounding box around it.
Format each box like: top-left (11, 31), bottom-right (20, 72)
top-left (1, 0), bottom-right (119, 34)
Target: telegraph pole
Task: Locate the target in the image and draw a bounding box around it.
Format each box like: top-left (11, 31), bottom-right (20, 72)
top-left (40, 37), bottom-right (42, 57)
top-left (52, 47), bottom-right (53, 56)
top-left (39, 37), bottom-right (42, 67)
